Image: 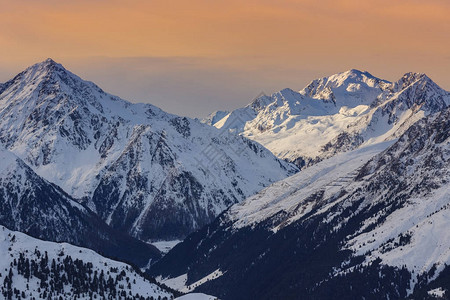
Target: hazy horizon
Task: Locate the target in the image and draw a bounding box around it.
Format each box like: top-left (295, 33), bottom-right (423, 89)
top-left (1, 0), bottom-right (449, 117)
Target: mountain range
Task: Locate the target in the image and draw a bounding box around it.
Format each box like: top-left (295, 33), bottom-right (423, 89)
top-left (205, 69), bottom-right (450, 169)
top-left (0, 59), bottom-right (449, 299)
top-left (151, 105), bottom-right (450, 299)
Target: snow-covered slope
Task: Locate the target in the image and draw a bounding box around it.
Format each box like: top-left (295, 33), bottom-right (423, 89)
top-left (0, 147), bottom-right (161, 267)
top-left (0, 59), bottom-right (297, 241)
top-left (151, 107), bottom-right (450, 300)
top-left (207, 69), bottom-right (450, 169)
top-left (0, 226), bottom-right (174, 299)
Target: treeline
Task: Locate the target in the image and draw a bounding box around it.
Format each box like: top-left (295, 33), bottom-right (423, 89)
top-left (1, 249), bottom-right (171, 300)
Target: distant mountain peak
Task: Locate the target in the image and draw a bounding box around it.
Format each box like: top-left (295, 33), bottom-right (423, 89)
top-left (387, 71), bottom-right (450, 112)
top-left (348, 68), bottom-right (364, 73)
top-left (26, 57), bottom-right (67, 77)
top-left (395, 71), bottom-right (432, 89)
top-left (204, 69), bottom-right (448, 171)
top-left (390, 72), bottom-right (449, 98)
top-left (401, 71), bottom-right (428, 79)
top-left (324, 69), bottom-right (390, 87)
top-left (247, 92), bottom-right (276, 110)
top-left (0, 58), bottom-right (67, 95)
top-left (43, 57), bottom-right (57, 64)
top-left (0, 57), bottom-right (116, 119)
top-left (297, 69), bottom-right (390, 108)
top-left (40, 57), bottom-right (59, 67)
top-left (343, 68), bottom-right (372, 77)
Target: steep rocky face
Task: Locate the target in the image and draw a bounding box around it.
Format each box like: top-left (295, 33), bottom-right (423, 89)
top-left (150, 108), bottom-right (450, 300)
top-left (0, 149), bottom-right (160, 267)
top-left (205, 70), bottom-right (450, 170)
top-left (0, 59), bottom-right (297, 241)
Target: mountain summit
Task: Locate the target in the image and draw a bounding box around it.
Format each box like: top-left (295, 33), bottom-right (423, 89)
top-left (300, 69), bottom-right (391, 106)
top-left (0, 59), bottom-right (297, 241)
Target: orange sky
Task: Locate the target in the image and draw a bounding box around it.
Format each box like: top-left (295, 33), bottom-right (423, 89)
top-left (0, 0), bottom-right (449, 116)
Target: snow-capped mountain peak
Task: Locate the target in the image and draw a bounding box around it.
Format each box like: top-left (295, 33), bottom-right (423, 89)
top-left (394, 72), bottom-right (431, 91)
top-left (299, 69), bottom-right (391, 107)
top-left (0, 59), bottom-right (297, 241)
top-left (396, 72), bottom-right (449, 103)
top-left (329, 69), bottom-right (384, 85)
top-left (6, 57), bottom-right (104, 106)
top-left (29, 57), bottom-right (65, 74)
top-left (246, 93), bottom-right (274, 111)
top-left (379, 72), bottom-right (450, 115)
top-left (205, 69), bottom-right (449, 170)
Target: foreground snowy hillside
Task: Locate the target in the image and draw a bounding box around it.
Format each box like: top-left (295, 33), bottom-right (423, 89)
top-left (151, 107), bottom-right (450, 300)
top-left (0, 226), bottom-right (175, 299)
top-left (206, 69), bottom-right (450, 169)
top-left (0, 59), bottom-right (297, 241)
top-left (0, 147), bottom-right (160, 267)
